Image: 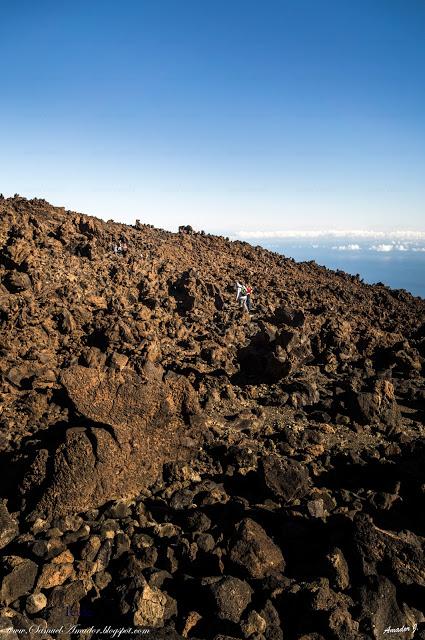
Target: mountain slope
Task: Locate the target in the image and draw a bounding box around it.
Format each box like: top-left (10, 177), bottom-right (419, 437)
top-left (0, 195), bottom-right (424, 638)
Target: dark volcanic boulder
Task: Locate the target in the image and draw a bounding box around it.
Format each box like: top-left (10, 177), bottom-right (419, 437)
top-left (170, 269), bottom-right (224, 314)
top-left (229, 518), bottom-right (285, 579)
top-left (352, 513), bottom-right (425, 588)
top-left (0, 557), bottom-right (38, 605)
top-left (237, 323), bottom-right (313, 383)
top-left (208, 576), bottom-right (252, 623)
top-left (273, 306), bottom-right (306, 328)
top-left (357, 575), bottom-right (416, 639)
top-left (261, 454), bottom-right (310, 502)
top-left (350, 379), bottom-right (402, 430)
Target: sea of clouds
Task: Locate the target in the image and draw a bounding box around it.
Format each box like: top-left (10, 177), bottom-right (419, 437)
top-left (234, 230), bottom-right (425, 253)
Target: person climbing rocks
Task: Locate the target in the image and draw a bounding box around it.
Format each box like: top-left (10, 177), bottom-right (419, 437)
top-left (239, 285), bottom-right (248, 311)
top-left (112, 239), bottom-right (129, 256)
top-left (246, 285), bottom-right (253, 312)
top-left (236, 281), bottom-right (243, 301)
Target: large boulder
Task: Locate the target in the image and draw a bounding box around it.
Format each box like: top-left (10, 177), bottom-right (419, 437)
top-left (357, 575), bottom-right (417, 640)
top-left (237, 323), bottom-right (313, 383)
top-left (0, 557), bottom-right (38, 605)
top-left (352, 513), bottom-right (425, 587)
top-left (350, 379), bottom-right (402, 431)
top-left (21, 363), bottom-right (202, 517)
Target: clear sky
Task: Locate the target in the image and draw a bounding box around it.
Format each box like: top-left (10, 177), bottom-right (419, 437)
top-left (1, 0), bottom-right (424, 232)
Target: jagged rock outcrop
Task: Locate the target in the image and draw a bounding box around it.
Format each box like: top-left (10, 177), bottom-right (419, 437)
top-left (21, 363), bottom-right (201, 518)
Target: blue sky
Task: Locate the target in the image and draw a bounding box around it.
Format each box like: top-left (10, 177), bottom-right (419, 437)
top-left (1, 0), bottom-right (424, 232)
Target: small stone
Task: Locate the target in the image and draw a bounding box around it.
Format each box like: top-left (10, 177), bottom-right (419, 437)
top-left (182, 611), bottom-right (202, 637)
top-left (53, 515), bottom-right (83, 533)
top-left (37, 563), bottom-right (75, 589)
top-left (95, 540), bottom-right (112, 572)
top-left (307, 499), bottom-right (326, 518)
top-left (4, 271), bottom-right (32, 293)
top-left (133, 584), bottom-right (167, 628)
top-left (109, 352), bottom-right (129, 370)
top-left (209, 576), bottom-right (252, 623)
top-left (32, 538), bottom-right (65, 560)
top-left (327, 547), bottom-right (350, 591)
top-left (104, 501), bottom-right (132, 519)
top-left (132, 533), bottom-right (154, 549)
top-left (147, 569), bottom-right (173, 589)
top-left (185, 511), bottom-right (211, 532)
top-left (103, 529), bottom-right (116, 540)
top-left (94, 570), bottom-right (112, 591)
top-left (261, 455), bottom-right (310, 502)
top-left (229, 519), bottom-right (285, 579)
top-left (98, 520), bottom-right (120, 538)
top-left (62, 524), bottom-right (91, 545)
top-left (242, 610), bottom-right (267, 637)
top-left (47, 580), bottom-right (86, 608)
top-left (137, 546), bottom-right (158, 570)
top-left (26, 592), bottom-right (48, 614)
top-left (52, 549), bottom-right (74, 564)
top-left (0, 502), bottom-right (18, 550)
top-left (113, 532), bottom-right (131, 559)
top-left (154, 523), bottom-right (179, 538)
top-left (74, 560), bottom-right (98, 585)
top-left (196, 533), bottom-right (215, 553)
top-left (80, 536), bottom-right (102, 561)
top-left (31, 518), bottom-right (49, 535)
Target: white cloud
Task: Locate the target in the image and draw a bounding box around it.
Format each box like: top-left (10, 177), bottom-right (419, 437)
top-left (332, 244), bottom-right (361, 251)
top-left (371, 244), bottom-right (394, 252)
top-left (369, 242), bottom-right (416, 252)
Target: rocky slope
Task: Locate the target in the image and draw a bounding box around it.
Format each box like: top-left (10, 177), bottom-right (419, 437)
top-left (0, 194), bottom-right (424, 640)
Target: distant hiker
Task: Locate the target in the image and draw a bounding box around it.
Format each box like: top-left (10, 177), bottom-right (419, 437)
top-left (246, 285), bottom-right (253, 311)
top-left (235, 281), bottom-right (243, 301)
top-left (239, 285), bottom-right (248, 311)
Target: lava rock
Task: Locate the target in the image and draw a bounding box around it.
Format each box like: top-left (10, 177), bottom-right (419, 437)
top-left (209, 575), bottom-right (252, 623)
top-left (0, 502), bottom-right (18, 550)
top-left (133, 584), bottom-right (168, 628)
top-left (229, 518), bottom-right (285, 579)
top-left (0, 557), bottom-right (38, 605)
top-left (261, 455), bottom-right (310, 502)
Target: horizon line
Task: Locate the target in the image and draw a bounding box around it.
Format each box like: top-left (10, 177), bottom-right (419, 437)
top-left (234, 229), bottom-right (425, 240)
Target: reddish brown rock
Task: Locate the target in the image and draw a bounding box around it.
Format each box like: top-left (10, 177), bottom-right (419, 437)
top-left (26, 364), bottom-right (201, 517)
top-left (229, 518), bottom-right (285, 579)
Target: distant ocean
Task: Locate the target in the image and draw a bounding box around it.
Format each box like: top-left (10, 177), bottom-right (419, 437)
top-left (238, 237), bottom-right (425, 299)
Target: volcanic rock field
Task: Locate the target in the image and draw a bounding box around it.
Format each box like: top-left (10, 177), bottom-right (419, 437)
top-left (0, 195), bottom-right (425, 640)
